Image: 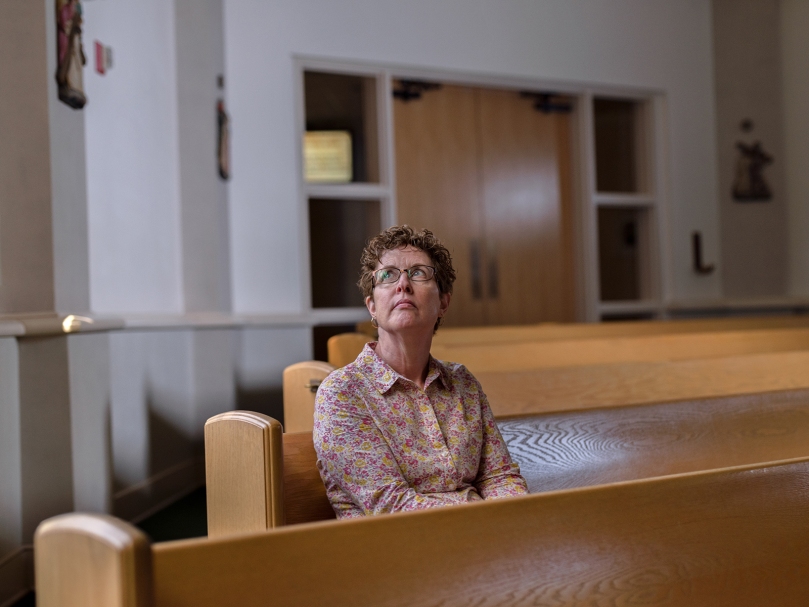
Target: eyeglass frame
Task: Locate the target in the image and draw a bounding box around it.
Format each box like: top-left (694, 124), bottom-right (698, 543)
top-left (370, 264), bottom-right (437, 288)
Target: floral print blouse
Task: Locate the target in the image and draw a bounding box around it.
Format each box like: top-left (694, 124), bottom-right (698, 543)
top-left (313, 342), bottom-right (528, 518)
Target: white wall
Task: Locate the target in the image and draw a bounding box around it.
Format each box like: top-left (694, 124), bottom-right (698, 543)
top-left (175, 0), bottom-right (232, 313)
top-left (0, 339), bottom-right (21, 559)
top-left (224, 0), bottom-right (722, 313)
top-left (713, 0), bottom-right (788, 298)
top-left (780, 0), bottom-right (809, 297)
top-left (83, 0), bottom-right (184, 314)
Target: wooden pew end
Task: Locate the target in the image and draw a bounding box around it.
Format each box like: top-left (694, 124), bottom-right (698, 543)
top-left (205, 411), bottom-right (285, 536)
top-left (34, 513), bottom-right (152, 607)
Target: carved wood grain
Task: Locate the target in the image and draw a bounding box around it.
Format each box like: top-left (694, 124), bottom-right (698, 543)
top-left (153, 457), bottom-right (809, 606)
top-left (499, 388), bottom-right (809, 493)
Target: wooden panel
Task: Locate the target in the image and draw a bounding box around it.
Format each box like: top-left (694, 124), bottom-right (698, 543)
top-left (432, 314), bottom-right (809, 347)
top-left (282, 432), bottom-right (335, 525)
top-left (153, 457), bottom-right (809, 606)
top-left (394, 84), bottom-right (486, 327)
top-left (479, 349), bottom-right (809, 416)
top-left (501, 388), bottom-right (809, 493)
top-left (204, 412), bottom-right (284, 536)
top-left (477, 89), bottom-right (575, 324)
top-left (432, 327), bottom-right (809, 373)
top-left (327, 332), bottom-right (371, 368)
top-left (282, 361), bottom-right (334, 433)
top-left (34, 513), bottom-right (152, 607)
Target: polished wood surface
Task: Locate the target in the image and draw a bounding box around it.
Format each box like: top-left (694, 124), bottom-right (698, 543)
top-left (282, 432), bottom-right (335, 525)
top-left (214, 388), bottom-right (809, 526)
top-left (395, 83), bottom-right (486, 327)
top-left (432, 327), bottom-right (809, 373)
top-left (432, 314), bottom-right (809, 346)
top-left (502, 388), bottom-right (809, 492)
top-left (477, 87), bottom-right (575, 324)
top-left (282, 360), bottom-right (334, 433)
top-left (327, 332), bottom-right (372, 367)
top-left (479, 349), bottom-right (809, 416)
top-left (204, 411), bottom-right (284, 536)
top-left (152, 456), bottom-right (809, 606)
top-left (34, 513), bottom-right (152, 607)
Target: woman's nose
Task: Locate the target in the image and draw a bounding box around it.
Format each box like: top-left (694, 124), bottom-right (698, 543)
top-left (396, 273), bottom-right (414, 292)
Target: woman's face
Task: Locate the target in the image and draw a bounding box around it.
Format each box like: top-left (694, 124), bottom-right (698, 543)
top-left (365, 246), bottom-right (450, 336)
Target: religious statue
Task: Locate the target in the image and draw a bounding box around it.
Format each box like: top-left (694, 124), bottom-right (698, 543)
top-left (56, 0), bottom-right (87, 109)
top-left (732, 141), bottom-right (772, 202)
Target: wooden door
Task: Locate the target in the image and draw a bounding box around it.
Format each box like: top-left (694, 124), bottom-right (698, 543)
top-left (477, 89), bottom-right (576, 324)
top-left (394, 83), bottom-right (576, 326)
top-left (394, 84), bottom-right (486, 327)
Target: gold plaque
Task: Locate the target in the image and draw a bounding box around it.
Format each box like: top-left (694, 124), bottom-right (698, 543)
top-left (304, 131), bottom-right (352, 183)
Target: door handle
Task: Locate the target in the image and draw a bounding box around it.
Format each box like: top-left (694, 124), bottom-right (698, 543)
top-left (488, 250), bottom-right (499, 299)
top-left (470, 241), bottom-right (483, 300)
top-left (692, 231), bottom-right (715, 275)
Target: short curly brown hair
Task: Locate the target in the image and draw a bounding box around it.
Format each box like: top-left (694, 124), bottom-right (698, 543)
top-left (358, 226), bottom-right (456, 329)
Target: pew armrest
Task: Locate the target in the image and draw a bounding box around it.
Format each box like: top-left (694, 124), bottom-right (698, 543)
top-left (34, 513), bottom-right (152, 607)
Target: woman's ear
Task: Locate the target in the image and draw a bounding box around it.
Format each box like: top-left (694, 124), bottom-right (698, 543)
top-left (438, 292), bottom-right (451, 318)
top-left (365, 294), bottom-right (376, 318)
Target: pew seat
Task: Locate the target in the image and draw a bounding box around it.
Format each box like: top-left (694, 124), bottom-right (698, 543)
top-left (36, 455), bottom-right (809, 606)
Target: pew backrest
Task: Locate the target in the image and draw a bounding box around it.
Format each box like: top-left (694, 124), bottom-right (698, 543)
top-left (431, 314), bottom-right (809, 346)
top-left (38, 456), bottom-right (809, 606)
top-left (327, 332), bottom-right (372, 367)
top-left (479, 349), bottom-right (809, 416)
top-left (282, 360), bottom-right (334, 433)
top-left (432, 327), bottom-right (809, 373)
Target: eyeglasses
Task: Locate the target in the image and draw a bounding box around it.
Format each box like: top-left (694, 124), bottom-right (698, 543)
top-left (372, 265), bottom-right (436, 286)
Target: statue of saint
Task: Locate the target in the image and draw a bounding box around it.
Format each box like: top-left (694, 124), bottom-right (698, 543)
top-left (56, 0), bottom-right (87, 109)
top-left (732, 141), bottom-right (772, 202)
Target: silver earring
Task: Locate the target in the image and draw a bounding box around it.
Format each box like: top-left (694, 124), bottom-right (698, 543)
top-left (371, 316), bottom-right (378, 328)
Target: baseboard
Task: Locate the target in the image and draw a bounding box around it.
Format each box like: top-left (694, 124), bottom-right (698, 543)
top-left (113, 458), bottom-right (205, 523)
top-left (0, 547), bottom-right (33, 607)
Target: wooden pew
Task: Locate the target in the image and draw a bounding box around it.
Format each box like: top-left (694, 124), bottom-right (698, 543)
top-left (431, 313), bottom-right (809, 346)
top-left (284, 332), bottom-right (809, 433)
top-left (431, 326), bottom-right (809, 374)
top-left (282, 360), bottom-right (333, 433)
top-left (36, 456), bottom-right (809, 606)
top-left (327, 332), bottom-right (372, 367)
top-left (205, 388), bottom-right (809, 532)
top-left (479, 349), bottom-right (809, 416)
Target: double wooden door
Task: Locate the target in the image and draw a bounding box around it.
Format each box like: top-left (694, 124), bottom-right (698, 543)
top-left (394, 84), bottom-right (576, 327)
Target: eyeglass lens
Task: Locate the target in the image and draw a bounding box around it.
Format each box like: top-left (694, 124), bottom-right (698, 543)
top-left (374, 265), bottom-right (435, 284)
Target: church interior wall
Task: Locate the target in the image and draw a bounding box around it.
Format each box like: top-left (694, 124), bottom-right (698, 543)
top-left (713, 0), bottom-right (788, 299)
top-left (780, 0), bottom-right (809, 297)
top-left (82, 0), bottom-right (184, 314)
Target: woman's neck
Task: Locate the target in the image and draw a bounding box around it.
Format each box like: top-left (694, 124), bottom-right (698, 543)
top-left (375, 330), bottom-right (433, 390)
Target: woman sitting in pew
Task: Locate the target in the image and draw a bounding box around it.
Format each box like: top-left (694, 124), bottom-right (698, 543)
top-left (314, 226), bottom-right (528, 518)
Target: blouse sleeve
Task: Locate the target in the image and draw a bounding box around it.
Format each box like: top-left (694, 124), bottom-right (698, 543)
top-left (473, 388), bottom-right (529, 499)
top-left (314, 377), bottom-right (480, 516)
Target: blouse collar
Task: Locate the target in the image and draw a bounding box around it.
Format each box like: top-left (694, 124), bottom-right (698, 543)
top-left (357, 342), bottom-right (450, 394)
